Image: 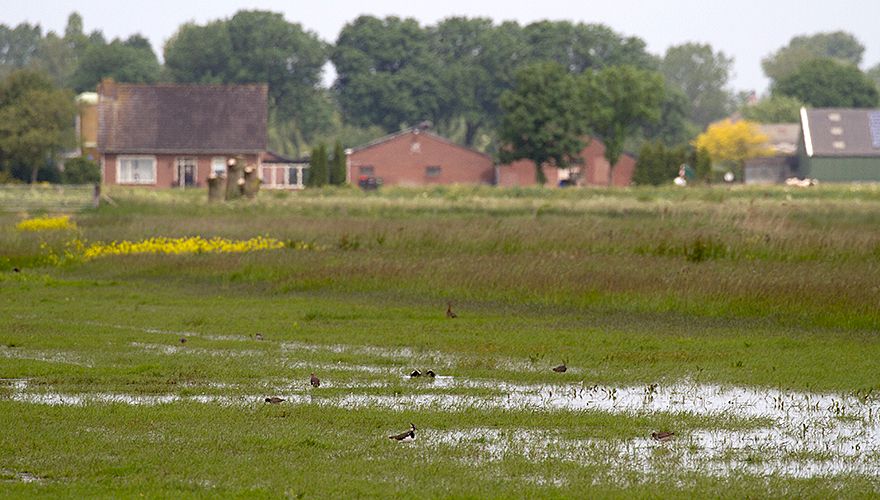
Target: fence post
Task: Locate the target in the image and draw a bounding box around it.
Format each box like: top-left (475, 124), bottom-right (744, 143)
top-left (92, 183), bottom-right (101, 208)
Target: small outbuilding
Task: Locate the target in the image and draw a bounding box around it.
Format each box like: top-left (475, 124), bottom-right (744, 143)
top-left (798, 107), bottom-right (880, 182)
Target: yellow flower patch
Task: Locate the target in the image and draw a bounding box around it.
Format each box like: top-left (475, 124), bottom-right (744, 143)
top-left (16, 215), bottom-right (77, 232)
top-left (82, 236), bottom-right (286, 260)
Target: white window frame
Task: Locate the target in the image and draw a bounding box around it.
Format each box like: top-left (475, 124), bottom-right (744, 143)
top-left (211, 157), bottom-right (227, 177)
top-left (117, 155), bottom-right (157, 185)
top-left (175, 157), bottom-right (198, 188)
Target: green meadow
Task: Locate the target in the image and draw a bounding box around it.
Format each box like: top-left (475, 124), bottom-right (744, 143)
top-left (2, 184), bottom-right (880, 497)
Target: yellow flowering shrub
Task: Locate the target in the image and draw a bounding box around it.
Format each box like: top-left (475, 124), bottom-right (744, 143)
top-left (81, 236), bottom-right (286, 260)
top-left (17, 215), bottom-right (77, 232)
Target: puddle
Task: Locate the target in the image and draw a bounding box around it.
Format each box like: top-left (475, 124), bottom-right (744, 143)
top-left (1, 470), bottom-right (44, 484)
top-left (129, 342), bottom-right (263, 358)
top-left (0, 347), bottom-right (93, 368)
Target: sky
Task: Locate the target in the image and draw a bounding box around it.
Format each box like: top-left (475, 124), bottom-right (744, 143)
top-left (5, 0), bottom-right (880, 93)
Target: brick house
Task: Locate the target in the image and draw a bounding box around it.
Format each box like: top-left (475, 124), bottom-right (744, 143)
top-left (496, 137), bottom-right (637, 187)
top-left (346, 127), bottom-right (495, 187)
top-left (97, 80), bottom-right (268, 188)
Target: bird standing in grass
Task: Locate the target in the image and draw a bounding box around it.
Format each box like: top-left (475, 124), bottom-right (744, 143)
top-left (179, 337), bottom-right (187, 345)
top-left (426, 370), bottom-right (436, 378)
top-left (310, 373), bottom-right (321, 387)
top-left (446, 302), bottom-right (457, 319)
top-left (388, 423), bottom-right (416, 442)
top-left (410, 370), bottom-right (422, 378)
top-left (652, 431), bottom-right (675, 442)
top-left (552, 361), bottom-right (567, 373)
top-left (265, 397), bottom-right (284, 404)
top-left (255, 333), bottom-right (264, 341)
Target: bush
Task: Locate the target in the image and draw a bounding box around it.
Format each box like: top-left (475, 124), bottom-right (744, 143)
top-left (62, 157), bottom-right (100, 184)
top-left (634, 141), bottom-right (688, 186)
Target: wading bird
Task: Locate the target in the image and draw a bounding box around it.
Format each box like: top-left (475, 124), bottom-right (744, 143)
top-left (310, 373), bottom-right (321, 388)
top-left (651, 431), bottom-right (675, 442)
top-left (388, 423), bottom-right (416, 442)
top-left (265, 397), bottom-right (284, 404)
top-left (446, 302), bottom-right (457, 319)
top-left (179, 337), bottom-right (187, 344)
top-left (255, 333), bottom-right (264, 341)
top-left (426, 370), bottom-right (436, 378)
top-left (552, 361), bottom-right (567, 373)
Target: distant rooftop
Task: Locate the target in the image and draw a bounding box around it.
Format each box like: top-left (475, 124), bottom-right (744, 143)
top-left (801, 107), bottom-right (880, 157)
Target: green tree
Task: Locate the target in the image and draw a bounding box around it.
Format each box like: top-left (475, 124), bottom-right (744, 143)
top-left (0, 70), bottom-right (75, 183)
top-left (641, 85), bottom-right (699, 146)
top-left (523, 20), bottom-right (656, 73)
top-left (164, 11), bottom-right (330, 144)
top-left (633, 141), bottom-right (687, 186)
top-left (581, 65), bottom-right (664, 185)
top-left (866, 63), bottom-right (880, 92)
top-left (763, 31), bottom-right (864, 83)
top-left (773, 58), bottom-right (878, 108)
top-left (329, 141), bottom-right (347, 186)
top-left (661, 43), bottom-right (734, 128)
top-left (61, 156), bottom-right (100, 184)
top-left (307, 143), bottom-right (328, 187)
top-left (740, 95), bottom-right (804, 123)
top-left (498, 62), bottom-right (587, 185)
top-left (34, 13), bottom-right (107, 88)
top-left (71, 36), bottom-right (161, 91)
top-left (332, 16), bottom-right (441, 132)
top-left (0, 22), bottom-right (42, 78)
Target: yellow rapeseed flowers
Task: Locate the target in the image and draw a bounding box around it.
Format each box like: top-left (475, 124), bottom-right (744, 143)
top-left (81, 236), bottom-right (286, 260)
top-left (16, 215), bottom-right (77, 232)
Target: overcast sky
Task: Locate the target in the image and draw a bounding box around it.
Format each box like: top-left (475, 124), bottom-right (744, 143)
top-left (5, 0), bottom-right (880, 93)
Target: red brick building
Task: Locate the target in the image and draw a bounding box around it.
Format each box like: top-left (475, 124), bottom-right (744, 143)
top-left (496, 137), bottom-right (637, 187)
top-left (97, 80), bottom-right (268, 188)
top-left (346, 128), bottom-right (495, 187)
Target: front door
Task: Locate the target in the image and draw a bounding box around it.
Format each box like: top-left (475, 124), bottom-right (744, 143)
top-left (176, 158), bottom-right (197, 188)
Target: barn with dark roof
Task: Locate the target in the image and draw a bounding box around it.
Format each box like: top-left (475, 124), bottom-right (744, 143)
top-left (97, 79), bottom-right (268, 188)
top-left (799, 107), bottom-right (880, 182)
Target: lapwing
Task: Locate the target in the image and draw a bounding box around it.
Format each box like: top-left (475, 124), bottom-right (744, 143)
top-left (265, 396), bottom-right (285, 404)
top-left (310, 373), bottom-right (321, 388)
top-left (388, 423), bottom-right (416, 442)
top-left (426, 370), bottom-right (436, 378)
top-left (179, 337), bottom-right (187, 345)
top-left (255, 333), bottom-right (264, 341)
top-left (651, 431), bottom-right (675, 442)
top-left (446, 302), bottom-right (457, 319)
top-left (410, 370), bottom-right (422, 378)
top-left (552, 361), bottom-right (567, 373)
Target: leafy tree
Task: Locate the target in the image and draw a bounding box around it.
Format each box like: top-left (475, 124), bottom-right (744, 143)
top-left (634, 141), bottom-right (687, 186)
top-left (762, 31), bottom-right (864, 83)
top-left (523, 21), bottom-right (656, 73)
top-left (740, 95), bottom-right (804, 123)
top-left (329, 141), bottom-right (347, 186)
top-left (34, 13), bottom-right (106, 88)
top-left (332, 16), bottom-right (441, 132)
top-left (0, 70), bottom-right (75, 183)
top-left (62, 156), bottom-right (100, 184)
top-left (641, 85), bottom-right (699, 146)
top-left (773, 58), bottom-right (878, 108)
top-left (690, 146), bottom-right (712, 182)
top-left (71, 36), bottom-right (161, 91)
top-left (0, 22), bottom-right (42, 78)
top-left (580, 65), bottom-right (664, 184)
top-left (165, 11), bottom-right (330, 143)
top-left (865, 63), bottom-right (880, 92)
top-left (661, 43), bottom-right (734, 128)
top-left (498, 62), bottom-right (587, 184)
top-left (693, 119), bottom-right (772, 178)
top-left (307, 143), bottom-right (328, 187)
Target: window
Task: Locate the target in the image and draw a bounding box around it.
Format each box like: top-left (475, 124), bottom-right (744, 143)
top-left (359, 166), bottom-right (374, 176)
top-left (828, 113), bottom-right (841, 122)
top-left (833, 141), bottom-right (847, 150)
top-left (211, 157), bottom-right (226, 176)
top-left (117, 156), bottom-right (156, 184)
top-left (175, 157), bottom-right (197, 187)
top-left (426, 166), bottom-right (442, 178)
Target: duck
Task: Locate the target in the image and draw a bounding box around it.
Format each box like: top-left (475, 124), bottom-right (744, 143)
top-left (265, 396), bottom-right (285, 404)
top-left (446, 302), bottom-right (457, 319)
top-left (651, 431), bottom-right (675, 442)
top-left (426, 370), bottom-right (436, 378)
top-left (409, 370), bottom-right (422, 378)
top-left (310, 373), bottom-right (321, 388)
top-left (388, 423), bottom-right (416, 442)
top-left (552, 361), bottom-right (567, 373)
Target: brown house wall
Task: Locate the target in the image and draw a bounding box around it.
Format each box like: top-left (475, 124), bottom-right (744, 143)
top-left (348, 131), bottom-right (495, 186)
top-left (102, 153), bottom-right (260, 188)
top-left (496, 138), bottom-right (636, 187)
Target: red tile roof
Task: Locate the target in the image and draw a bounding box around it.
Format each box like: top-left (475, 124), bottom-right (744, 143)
top-left (97, 80), bottom-right (268, 154)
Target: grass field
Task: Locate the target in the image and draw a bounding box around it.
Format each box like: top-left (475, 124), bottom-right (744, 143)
top-left (2, 184), bottom-right (880, 497)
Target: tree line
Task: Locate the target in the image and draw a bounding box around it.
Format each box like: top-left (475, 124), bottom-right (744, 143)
top-left (2, 11), bottom-right (879, 184)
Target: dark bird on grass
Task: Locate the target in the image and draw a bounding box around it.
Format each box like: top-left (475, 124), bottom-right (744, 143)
top-left (310, 373), bottom-right (321, 387)
top-left (652, 431), bottom-right (675, 442)
top-left (255, 333), bottom-right (264, 341)
top-left (410, 369), bottom-right (422, 378)
top-left (179, 337), bottom-right (187, 344)
top-left (13, 267), bottom-right (20, 273)
top-left (265, 396), bottom-right (285, 404)
top-left (388, 423), bottom-right (416, 442)
top-left (552, 361), bottom-right (567, 373)
top-left (426, 370), bottom-right (436, 378)
top-left (446, 302), bottom-right (457, 319)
